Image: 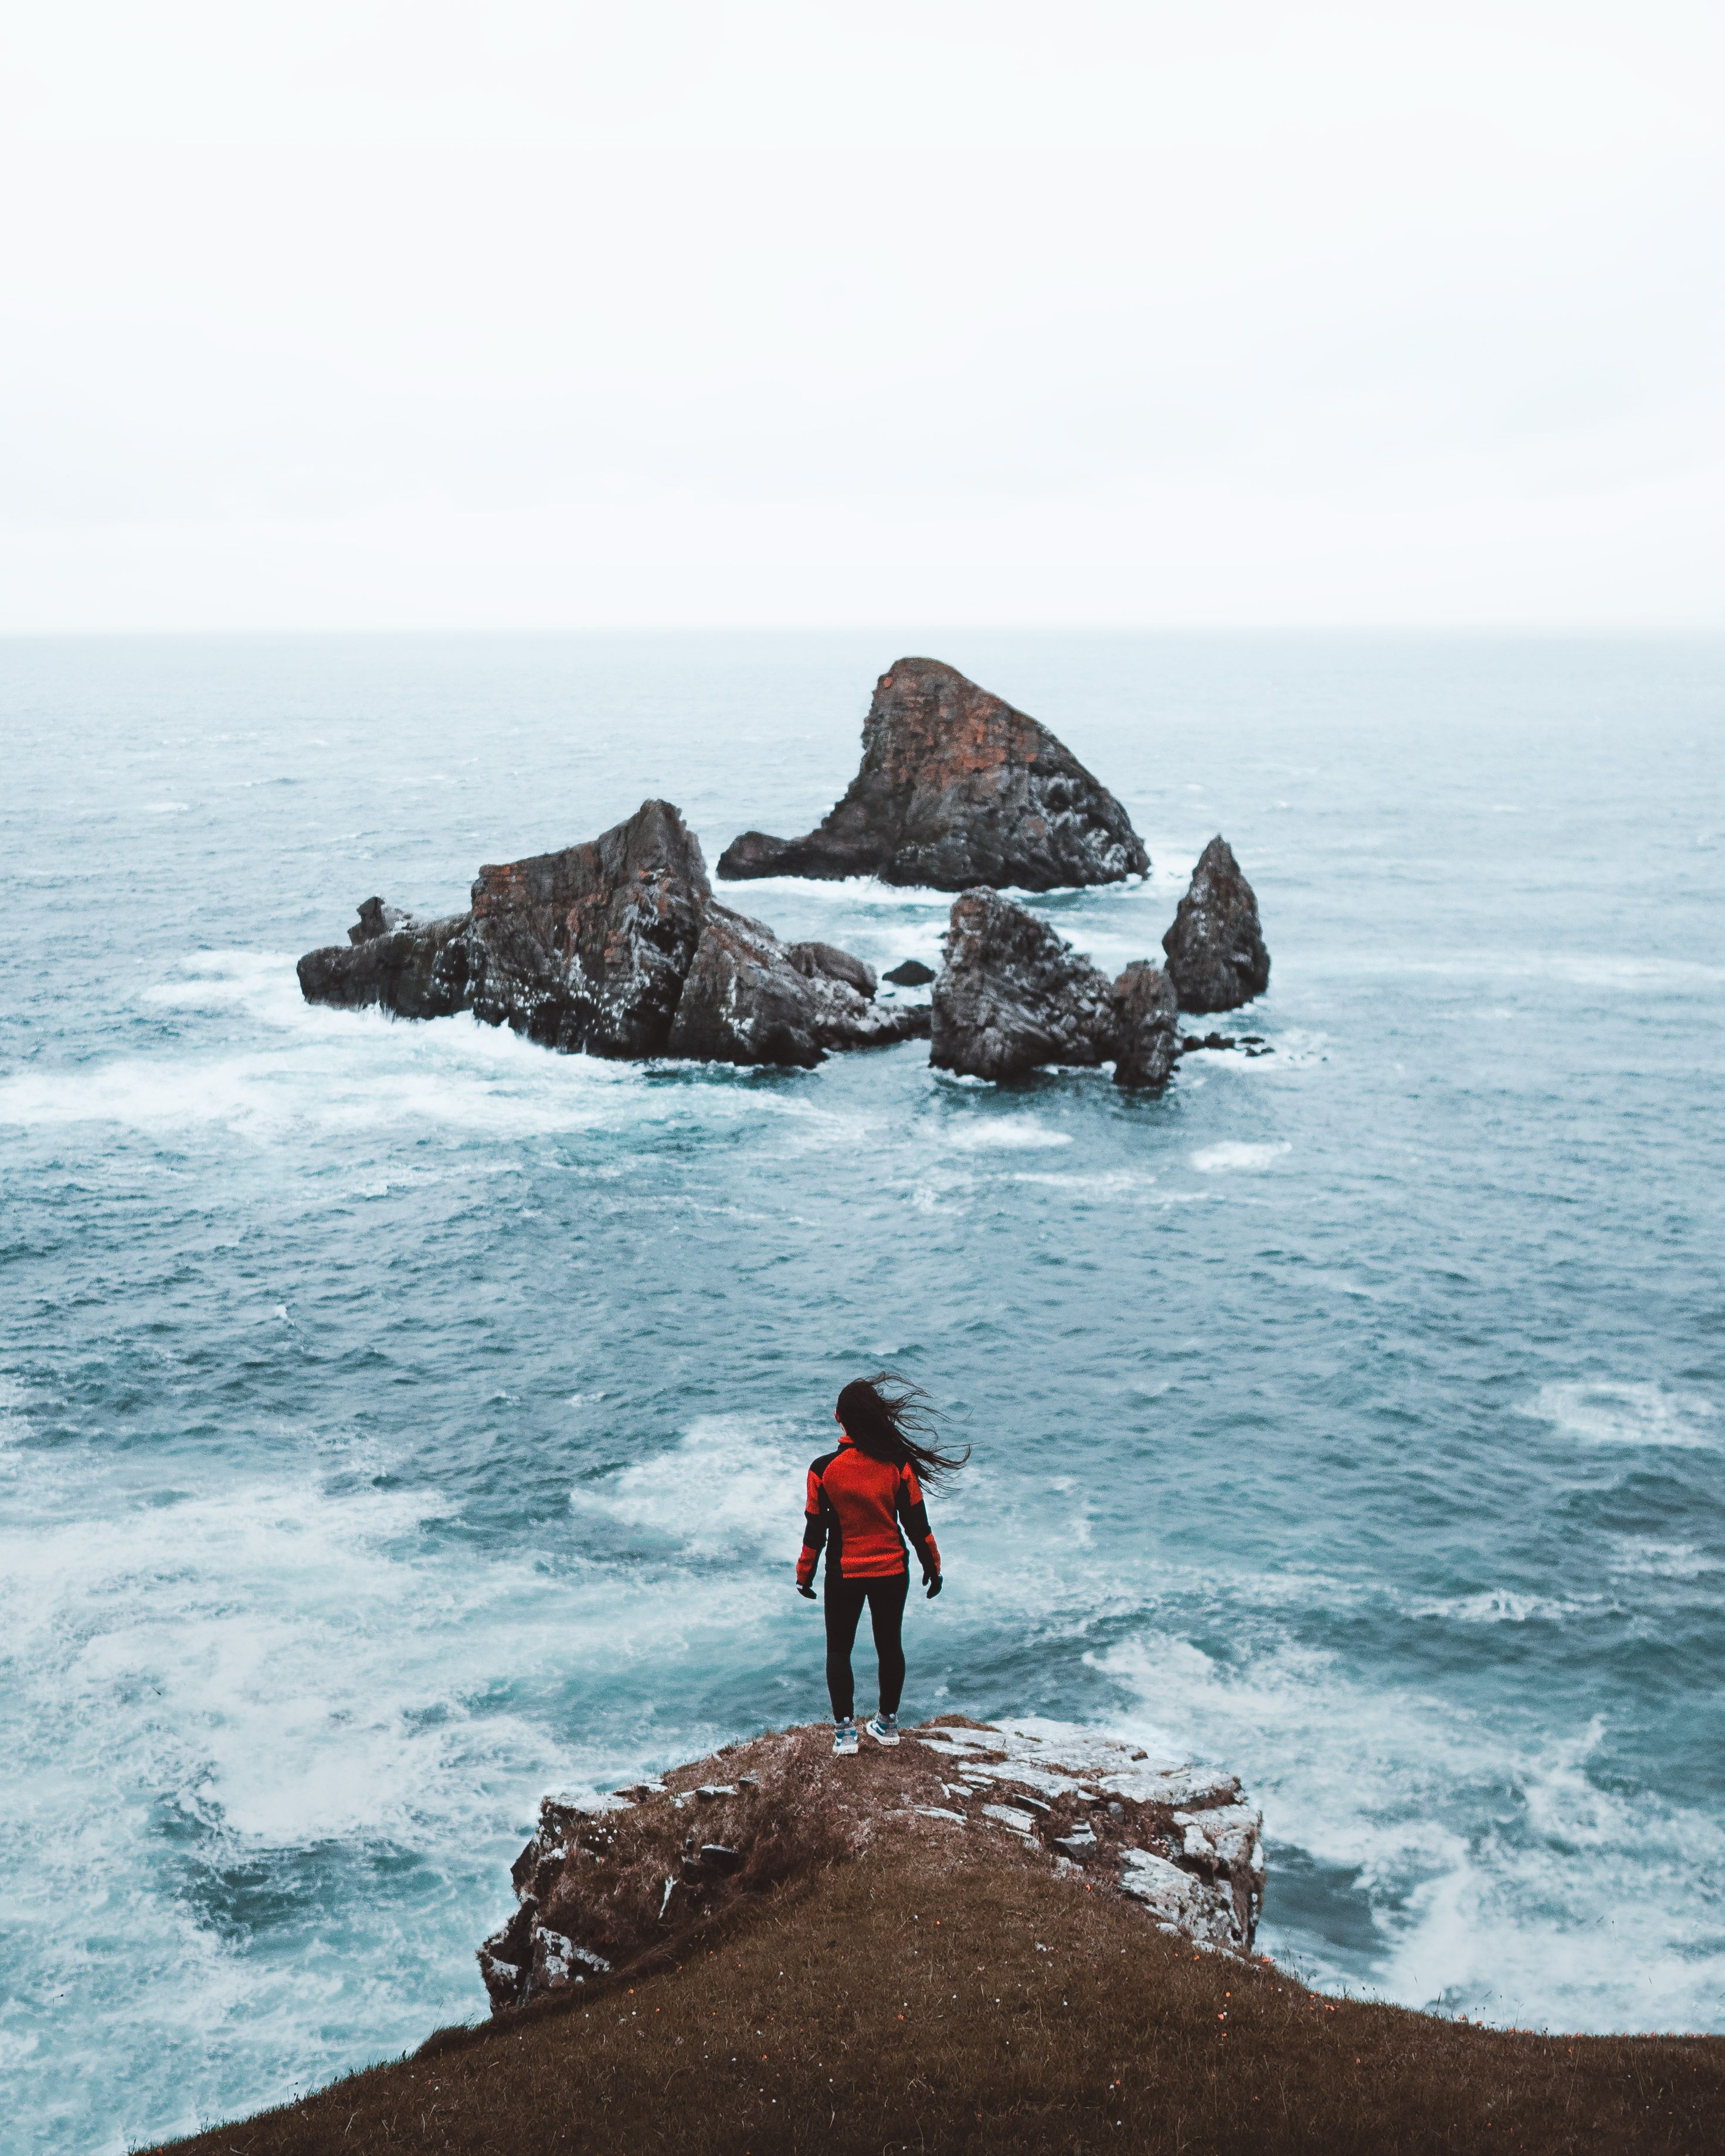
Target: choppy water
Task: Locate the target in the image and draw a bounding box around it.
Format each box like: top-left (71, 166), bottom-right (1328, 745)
top-left (2, 632), bottom-right (1722, 2152)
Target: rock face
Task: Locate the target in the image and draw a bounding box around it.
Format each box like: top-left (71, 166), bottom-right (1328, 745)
top-left (296, 799), bottom-right (928, 1068)
top-left (1112, 961), bottom-right (1180, 1089)
top-left (666, 906), bottom-right (915, 1068)
top-left (785, 940), bottom-right (875, 999)
top-left (929, 891), bottom-right (1177, 1089)
top-left (931, 889), bottom-right (1119, 1081)
top-left (1162, 837), bottom-right (1270, 1013)
top-left (717, 658), bottom-right (1149, 892)
top-left (478, 1716), bottom-right (1264, 2015)
top-left (349, 896), bottom-right (413, 943)
top-left (463, 797), bottom-right (712, 1055)
top-left (296, 908), bottom-right (472, 1023)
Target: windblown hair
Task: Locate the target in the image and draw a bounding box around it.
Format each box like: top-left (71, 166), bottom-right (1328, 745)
top-left (834, 1373), bottom-right (970, 1489)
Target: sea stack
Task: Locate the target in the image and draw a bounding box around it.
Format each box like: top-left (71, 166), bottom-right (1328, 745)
top-left (718, 658), bottom-right (1149, 892)
top-left (930, 889), bottom-right (1120, 1081)
top-left (1111, 960), bottom-right (1180, 1089)
top-left (296, 800), bottom-right (928, 1068)
top-left (930, 892), bottom-right (1183, 1088)
top-left (1161, 837), bottom-right (1270, 1013)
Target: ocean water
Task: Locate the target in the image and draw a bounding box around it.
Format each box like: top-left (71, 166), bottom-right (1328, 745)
top-left (1, 631), bottom-right (1721, 2152)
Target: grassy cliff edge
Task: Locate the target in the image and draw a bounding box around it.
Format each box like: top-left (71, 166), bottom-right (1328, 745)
top-left (151, 1720), bottom-right (1722, 2155)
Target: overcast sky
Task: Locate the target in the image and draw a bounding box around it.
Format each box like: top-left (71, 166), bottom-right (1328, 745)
top-left (3, 1), bottom-right (1721, 631)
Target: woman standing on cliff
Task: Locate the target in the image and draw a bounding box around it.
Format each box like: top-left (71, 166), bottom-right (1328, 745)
top-left (796, 1374), bottom-right (969, 1756)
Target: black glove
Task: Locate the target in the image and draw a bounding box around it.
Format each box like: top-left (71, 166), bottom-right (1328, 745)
top-left (797, 1582), bottom-right (816, 1600)
top-left (923, 1569), bottom-right (942, 1599)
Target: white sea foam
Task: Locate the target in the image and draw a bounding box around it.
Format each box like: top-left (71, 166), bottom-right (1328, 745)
top-left (691, 864), bottom-right (952, 913)
top-left (946, 1119), bottom-right (1072, 1152)
top-left (0, 1410), bottom-right (797, 2152)
top-left (1094, 1627), bottom-right (1725, 2033)
top-left (1011, 1170), bottom-right (1151, 1197)
top-left (1191, 1140), bottom-right (1291, 1173)
top-left (1405, 1589), bottom-right (1601, 1625)
top-left (0, 1374), bottom-right (28, 1448)
top-left (1607, 1538), bottom-right (1719, 1580)
top-left (1527, 1381), bottom-right (1718, 1451)
top-left (0, 949), bottom-right (865, 1148)
top-left (569, 1414), bottom-right (807, 1557)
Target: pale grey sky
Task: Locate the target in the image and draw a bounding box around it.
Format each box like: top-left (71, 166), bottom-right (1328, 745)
top-left (3, 1), bottom-right (1721, 630)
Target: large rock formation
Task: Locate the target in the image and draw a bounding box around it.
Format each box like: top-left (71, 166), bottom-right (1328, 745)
top-left (931, 888), bottom-right (1119, 1081)
top-left (717, 658), bottom-right (1149, 892)
top-left (665, 907), bottom-right (912, 1067)
top-left (1162, 836), bottom-right (1270, 1013)
top-left (478, 1716), bottom-right (1264, 2015)
top-left (297, 800), bottom-right (928, 1069)
top-left (929, 889), bottom-right (1179, 1088)
top-left (1112, 959), bottom-right (1181, 1089)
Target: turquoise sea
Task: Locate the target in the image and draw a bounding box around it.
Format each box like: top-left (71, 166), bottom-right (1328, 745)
top-left (2, 633), bottom-right (1721, 2152)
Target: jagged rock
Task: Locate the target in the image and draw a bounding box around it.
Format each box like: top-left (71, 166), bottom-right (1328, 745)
top-left (459, 798), bottom-right (709, 1055)
top-left (296, 909), bottom-right (473, 1022)
top-left (1162, 837), bottom-right (1270, 1013)
top-left (883, 958), bottom-right (937, 987)
top-left (348, 897), bottom-right (413, 944)
top-left (717, 658), bottom-right (1148, 892)
top-left (1118, 1849), bottom-right (1241, 1948)
top-left (1112, 962), bottom-right (1179, 1091)
top-left (297, 802), bottom-right (922, 1069)
top-left (665, 905), bottom-right (926, 1068)
top-left (930, 893), bottom-right (1186, 1088)
top-left (786, 941), bottom-right (876, 999)
top-left (930, 890), bottom-right (1119, 1081)
top-left (477, 1899), bottom-right (536, 2011)
top-left (478, 1716), bottom-right (1264, 2015)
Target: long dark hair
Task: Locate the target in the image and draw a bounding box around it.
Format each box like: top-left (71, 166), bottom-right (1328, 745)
top-left (835, 1373), bottom-right (970, 1489)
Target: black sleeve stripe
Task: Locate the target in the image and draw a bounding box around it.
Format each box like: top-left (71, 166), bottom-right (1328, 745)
top-left (901, 1497), bottom-right (936, 1565)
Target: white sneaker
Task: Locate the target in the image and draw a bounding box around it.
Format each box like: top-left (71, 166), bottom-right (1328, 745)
top-left (864, 1714), bottom-right (899, 1747)
top-left (833, 1720), bottom-right (859, 1757)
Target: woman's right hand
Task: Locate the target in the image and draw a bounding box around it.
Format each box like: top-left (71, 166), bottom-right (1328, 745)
top-left (797, 1582), bottom-right (816, 1600)
top-left (923, 1568), bottom-right (942, 1599)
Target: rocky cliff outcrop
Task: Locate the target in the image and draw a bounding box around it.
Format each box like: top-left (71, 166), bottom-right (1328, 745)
top-left (931, 889), bottom-right (1120, 1081)
top-left (929, 890), bottom-right (1180, 1088)
top-left (1112, 959), bottom-right (1181, 1089)
top-left (1162, 836), bottom-right (1271, 1014)
top-left (297, 906), bottom-right (473, 1022)
top-left (717, 658), bottom-right (1149, 892)
top-left (478, 1717), bottom-right (1264, 2015)
top-left (296, 800), bottom-right (928, 1069)
top-left (665, 907), bottom-right (914, 1067)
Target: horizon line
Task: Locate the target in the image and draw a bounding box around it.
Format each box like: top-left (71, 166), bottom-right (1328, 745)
top-left (3, 622), bottom-right (1724, 641)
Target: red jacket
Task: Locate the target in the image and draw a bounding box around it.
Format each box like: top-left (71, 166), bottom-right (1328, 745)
top-left (797, 1437), bottom-right (941, 1585)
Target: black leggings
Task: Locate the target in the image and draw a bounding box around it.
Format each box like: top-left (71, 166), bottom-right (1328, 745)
top-left (824, 1570), bottom-right (909, 1721)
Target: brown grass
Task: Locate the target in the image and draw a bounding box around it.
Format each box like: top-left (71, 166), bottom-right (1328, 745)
top-left (152, 1839), bottom-right (1721, 2156)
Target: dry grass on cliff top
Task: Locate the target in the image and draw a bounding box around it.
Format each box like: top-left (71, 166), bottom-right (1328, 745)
top-left (156, 1843), bottom-right (1720, 2156)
